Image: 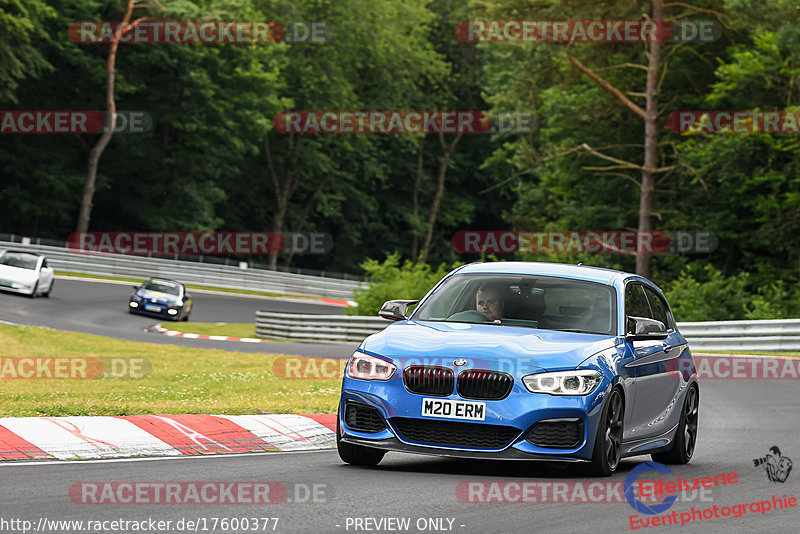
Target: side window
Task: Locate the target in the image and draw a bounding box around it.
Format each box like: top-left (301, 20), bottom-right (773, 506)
top-left (42, 259), bottom-right (48, 269)
top-left (625, 284), bottom-right (651, 320)
top-left (643, 286), bottom-right (672, 330)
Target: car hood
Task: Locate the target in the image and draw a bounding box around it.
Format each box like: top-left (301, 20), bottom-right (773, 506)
top-left (136, 289), bottom-right (180, 304)
top-left (0, 264), bottom-right (38, 283)
top-left (360, 320), bottom-right (617, 373)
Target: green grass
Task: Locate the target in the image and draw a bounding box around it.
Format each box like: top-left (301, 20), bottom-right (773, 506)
top-left (167, 322), bottom-right (256, 338)
top-left (55, 271), bottom-right (323, 300)
top-left (0, 324), bottom-right (340, 416)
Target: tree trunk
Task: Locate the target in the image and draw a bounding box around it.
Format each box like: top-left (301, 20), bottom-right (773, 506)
top-left (76, 1), bottom-right (139, 233)
top-left (264, 132), bottom-right (299, 270)
top-left (637, 0), bottom-right (663, 280)
top-left (419, 132), bottom-right (463, 264)
top-left (282, 177), bottom-right (328, 267)
top-left (411, 136), bottom-right (425, 261)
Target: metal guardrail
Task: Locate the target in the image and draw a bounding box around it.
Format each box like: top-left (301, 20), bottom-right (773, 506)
top-left (677, 319), bottom-right (800, 351)
top-left (254, 313), bottom-right (800, 350)
top-left (0, 240), bottom-right (365, 299)
top-left (255, 312), bottom-right (391, 342)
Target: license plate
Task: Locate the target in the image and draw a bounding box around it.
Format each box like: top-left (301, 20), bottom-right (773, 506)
top-left (144, 304), bottom-right (162, 312)
top-left (421, 398), bottom-right (486, 421)
top-left (0, 280), bottom-right (12, 287)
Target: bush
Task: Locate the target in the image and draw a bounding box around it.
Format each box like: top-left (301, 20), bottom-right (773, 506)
top-left (346, 253), bottom-right (460, 316)
top-left (663, 265), bottom-right (800, 322)
top-left (663, 265), bottom-right (751, 322)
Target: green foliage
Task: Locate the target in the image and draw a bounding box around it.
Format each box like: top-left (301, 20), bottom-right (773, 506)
top-left (347, 253), bottom-right (460, 316)
top-left (664, 265), bottom-right (800, 322)
top-left (4, 0), bottom-right (800, 297)
top-left (0, 0), bottom-right (56, 103)
top-left (664, 265), bottom-right (751, 322)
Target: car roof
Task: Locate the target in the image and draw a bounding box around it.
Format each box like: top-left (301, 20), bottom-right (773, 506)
top-left (453, 261), bottom-right (630, 285)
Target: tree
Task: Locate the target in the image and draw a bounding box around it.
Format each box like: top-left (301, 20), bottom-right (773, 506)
top-left (0, 0), bottom-right (55, 103)
top-left (76, 0), bottom-right (149, 233)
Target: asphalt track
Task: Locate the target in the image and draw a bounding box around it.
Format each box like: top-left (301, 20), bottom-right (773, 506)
top-left (0, 277), bottom-right (360, 357)
top-left (0, 378), bottom-right (798, 533)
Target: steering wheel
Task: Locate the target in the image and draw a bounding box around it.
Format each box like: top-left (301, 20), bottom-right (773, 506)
top-left (447, 310), bottom-right (493, 322)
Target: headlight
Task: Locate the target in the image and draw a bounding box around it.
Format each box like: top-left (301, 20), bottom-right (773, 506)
top-left (133, 295), bottom-right (143, 302)
top-left (522, 370), bottom-right (602, 396)
top-left (346, 352), bottom-right (396, 381)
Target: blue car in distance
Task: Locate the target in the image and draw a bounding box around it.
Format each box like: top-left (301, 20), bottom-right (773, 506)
top-left (337, 262), bottom-right (699, 476)
top-left (129, 278), bottom-right (193, 321)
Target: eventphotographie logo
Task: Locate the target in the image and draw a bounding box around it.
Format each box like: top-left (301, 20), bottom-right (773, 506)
top-left (754, 446), bottom-right (793, 483)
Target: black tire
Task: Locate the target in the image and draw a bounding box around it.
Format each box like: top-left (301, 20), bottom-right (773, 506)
top-left (181, 313), bottom-right (189, 322)
top-left (336, 410), bottom-right (386, 467)
top-left (652, 385), bottom-right (698, 465)
top-left (43, 279), bottom-right (53, 298)
top-left (28, 282), bottom-right (38, 298)
top-left (588, 388), bottom-right (624, 477)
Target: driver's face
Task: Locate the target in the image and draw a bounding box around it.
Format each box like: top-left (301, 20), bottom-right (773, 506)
top-left (476, 290), bottom-right (503, 320)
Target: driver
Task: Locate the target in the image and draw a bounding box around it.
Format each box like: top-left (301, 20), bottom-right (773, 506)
top-left (476, 283), bottom-right (505, 322)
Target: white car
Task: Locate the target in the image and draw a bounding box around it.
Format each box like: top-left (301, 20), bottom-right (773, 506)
top-left (0, 250), bottom-right (55, 297)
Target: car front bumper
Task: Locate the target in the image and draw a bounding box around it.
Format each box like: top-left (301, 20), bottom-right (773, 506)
top-left (129, 300), bottom-right (183, 319)
top-left (0, 279), bottom-right (36, 295)
top-left (339, 372), bottom-right (610, 461)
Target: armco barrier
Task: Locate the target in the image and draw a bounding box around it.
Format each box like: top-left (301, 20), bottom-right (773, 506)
top-left (677, 318), bottom-right (800, 351)
top-left (0, 240), bottom-right (365, 299)
top-left (255, 312), bottom-right (391, 342)
top-left (254, 313), bottom-right (800, 350)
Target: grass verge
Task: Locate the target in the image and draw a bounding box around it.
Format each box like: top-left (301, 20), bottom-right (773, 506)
top-left (0, 324), bottom-right (340, 416)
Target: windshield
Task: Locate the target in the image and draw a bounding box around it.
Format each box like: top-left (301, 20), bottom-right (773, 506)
top-left (412, 274), bottom-right (616, 335)
top-left (0, 252), bottom-right (39, 270)
top-left (141, 280), bottom-right (181, 296)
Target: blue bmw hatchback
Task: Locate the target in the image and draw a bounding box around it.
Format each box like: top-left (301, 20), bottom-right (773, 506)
top-left (337, 262), bottom-right (699, 476)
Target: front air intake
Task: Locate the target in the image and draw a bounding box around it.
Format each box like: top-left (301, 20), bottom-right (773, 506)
top-left (344, 402), bottom-right (386, 433)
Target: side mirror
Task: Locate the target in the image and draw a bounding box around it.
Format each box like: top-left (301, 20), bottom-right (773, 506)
top-left (626, 316), bottom-right (668, 341)
top-left (132, 285), bottom-right (140, 290)
top-left (379, 299), bottom-right (419, 321)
